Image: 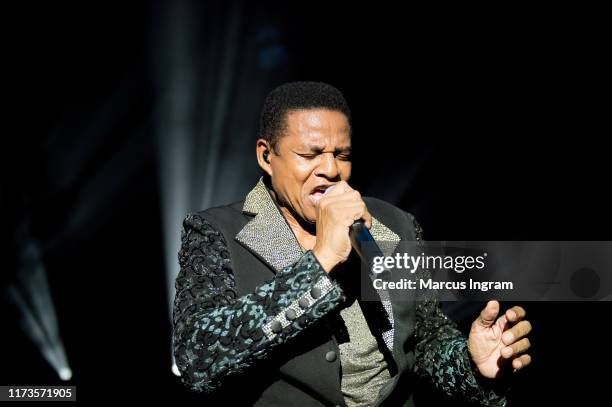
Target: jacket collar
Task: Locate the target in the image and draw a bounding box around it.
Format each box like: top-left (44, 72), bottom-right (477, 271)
top-left (235, 177), bottom-right (400, 273)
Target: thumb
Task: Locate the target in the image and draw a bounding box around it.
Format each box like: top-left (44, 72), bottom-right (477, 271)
top-left (475, 300), bottom-right (500, 328)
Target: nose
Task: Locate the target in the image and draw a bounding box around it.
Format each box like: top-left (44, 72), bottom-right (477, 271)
top-left (314, 152), bottom-right (339, 180)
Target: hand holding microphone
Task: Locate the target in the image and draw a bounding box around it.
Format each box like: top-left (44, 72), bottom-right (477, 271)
top-left (312, 181), bottom-right (372, 273)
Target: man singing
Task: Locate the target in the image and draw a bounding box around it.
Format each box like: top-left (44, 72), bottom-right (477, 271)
top-left (172, 82), bottom-right (532, 406)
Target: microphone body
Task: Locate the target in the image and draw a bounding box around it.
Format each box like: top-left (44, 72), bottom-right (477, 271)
top-left (349, 220), bottom-right (384, 261)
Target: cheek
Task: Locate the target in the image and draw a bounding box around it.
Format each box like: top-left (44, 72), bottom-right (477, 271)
top-left (294, 160), bottom-right (316, 179)
top-left (289, 162), bottom-right (316, 190)
top-left (275, 160), bottom-right (310, 184)
top-left (277, 163), bottom-right (313, 202)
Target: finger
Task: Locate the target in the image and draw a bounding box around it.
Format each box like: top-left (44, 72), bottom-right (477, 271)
top-left (363, 209), bottom-right (372, 229)
top-left (506, 306), bottom-right (526, 323)
top-left (501, 338), bottom-right (531, 359)
top-left (512, 354), bottom-right (532, 371)
top-left (502, 320), bottom-right (533, 345)
top-left (325, 203), bottom-right (367, 227)
top-left (344, 201), bottom-right (370, 228)
top-left (327, 189), bottom-right (362, 203)
top-left (341, 205), bottom-right (368, 227)
top-left (475, 300), bottom-right (500, 328)
top-left (495, 313), bottom-right (509, 332)
top-left (320, 190), bottom-right (361, 206)
top-left (323, 197), bottom-right (365, 213)
top-left (325, 181), bottom-right (352, 196)
top-left (317, 192), bottom-right (356, 210)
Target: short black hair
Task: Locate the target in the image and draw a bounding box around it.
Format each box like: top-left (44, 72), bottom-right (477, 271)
top-left (259, 81), bottom-right (351, 153)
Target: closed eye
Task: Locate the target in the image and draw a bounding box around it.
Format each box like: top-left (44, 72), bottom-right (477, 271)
top-left (295, 150), bottom-right (352, 160)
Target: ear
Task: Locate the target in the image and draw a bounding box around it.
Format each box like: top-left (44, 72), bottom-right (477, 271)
top-left (256, 139), bottom-right (273, 177)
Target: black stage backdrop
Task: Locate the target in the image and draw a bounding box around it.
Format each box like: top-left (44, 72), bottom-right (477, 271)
top-left (3, 1), bottom-right (610, 405)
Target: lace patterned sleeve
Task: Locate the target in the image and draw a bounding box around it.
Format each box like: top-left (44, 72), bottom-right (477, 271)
top-left (172, 213), bottom-right (345, 394)
top-left (409, 214), bottom-right (507, 407)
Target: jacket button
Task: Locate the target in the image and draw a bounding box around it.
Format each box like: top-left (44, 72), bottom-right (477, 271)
top-left (285, 309), bottom-right (297, 321)
top-left (310, 286), bottom-right (322, 299)
top-left (270, 320), bottom-right (282, 334)
top-left (298, 297), bottom-right (310, 309)
top-left (325, 351), bottom-right (337, 362)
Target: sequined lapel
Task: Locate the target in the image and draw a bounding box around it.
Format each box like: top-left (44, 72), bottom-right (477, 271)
top-left (235, 178), bottom-right (305, 273)
top-left (366, 216), bottom-right (401, 353)
top-left (369, 217), bottom-right (401, 254)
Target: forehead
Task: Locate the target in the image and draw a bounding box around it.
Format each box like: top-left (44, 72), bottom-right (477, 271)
top-left (283, 109), bottom-right (351, 146)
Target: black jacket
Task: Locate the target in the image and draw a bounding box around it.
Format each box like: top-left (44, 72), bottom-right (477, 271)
top-left (172, 178), bottom-right (506, 406)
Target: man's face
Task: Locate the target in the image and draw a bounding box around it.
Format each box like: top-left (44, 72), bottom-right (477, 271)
top-left (267, 108), bottom-right (352, 223)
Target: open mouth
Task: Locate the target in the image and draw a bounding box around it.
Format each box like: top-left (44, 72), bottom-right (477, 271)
top-left (308, 185), bottom-right (332, 205)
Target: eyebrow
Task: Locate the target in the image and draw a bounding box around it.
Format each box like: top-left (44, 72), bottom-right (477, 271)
top-left (303, 145), bottom-right (352, 154)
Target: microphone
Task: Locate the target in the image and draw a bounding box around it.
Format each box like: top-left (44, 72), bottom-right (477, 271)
top-left (349, 220), bottom-right (384, 261)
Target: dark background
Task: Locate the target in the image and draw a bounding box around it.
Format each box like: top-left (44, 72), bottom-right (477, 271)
top-left (3, 1), bottom-right (610, 405)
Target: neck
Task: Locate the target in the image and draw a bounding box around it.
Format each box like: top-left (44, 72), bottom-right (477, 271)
top-left (280, 206), bottom-right (316, 236)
